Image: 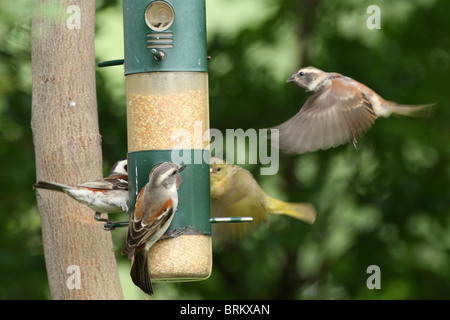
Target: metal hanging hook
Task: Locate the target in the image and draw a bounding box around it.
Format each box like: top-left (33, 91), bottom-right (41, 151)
top-left (150, 49), bottom-right (166, 60)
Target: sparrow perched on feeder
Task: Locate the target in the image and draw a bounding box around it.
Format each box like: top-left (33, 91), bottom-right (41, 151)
top-left (209, 158), bottom-right (316, 243)
top-left (121, 162), bottom-right (185, 296)
top-left (273, 66), bottom-right (435, 154)
top-left (33, 159), bottom-right (128, 223)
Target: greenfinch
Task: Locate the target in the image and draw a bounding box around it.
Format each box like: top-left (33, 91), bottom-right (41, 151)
top-left (210, 157), bottom-right (316, 242)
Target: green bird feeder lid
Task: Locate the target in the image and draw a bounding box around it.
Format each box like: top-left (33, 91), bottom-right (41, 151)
top-left (123, 0), bottom-right (208, 74)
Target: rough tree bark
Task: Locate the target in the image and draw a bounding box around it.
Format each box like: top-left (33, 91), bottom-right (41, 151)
top-left (31, 0), bottom-right (123, 299)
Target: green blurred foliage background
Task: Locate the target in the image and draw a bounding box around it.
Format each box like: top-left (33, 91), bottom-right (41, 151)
top-left (0, 0), bottom-right (449, 299)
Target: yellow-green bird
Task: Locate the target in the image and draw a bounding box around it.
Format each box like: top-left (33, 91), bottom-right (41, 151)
top-left (210, 158), bottom-right (316, 242)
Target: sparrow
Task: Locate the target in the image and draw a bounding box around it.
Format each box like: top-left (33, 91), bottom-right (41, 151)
top-left (33, 159), bottom-right (129, 226)
top-left (210, 157), bottom-right (316, 243)
top-left (273, 66), bottom-right (435, 154)
top-left (121, 162), bottom-right (185, 296)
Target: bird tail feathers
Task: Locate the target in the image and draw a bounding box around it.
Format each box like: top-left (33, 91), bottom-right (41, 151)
top-left (130, 249), bottom-right (154, 296)
top-left (385, 101), bottom-right (435, 118)
top-left (267, 197), bottom-right (316, 224)
top-left (33, 181), bottom-right (70, 192)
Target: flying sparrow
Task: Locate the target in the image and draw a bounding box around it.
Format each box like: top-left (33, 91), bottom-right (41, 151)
top-left (273, 66), bottom-right (434, 154)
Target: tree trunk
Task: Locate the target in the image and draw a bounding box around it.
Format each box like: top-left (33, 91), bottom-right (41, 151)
top-left (31, 0), bottom-right (123, 300)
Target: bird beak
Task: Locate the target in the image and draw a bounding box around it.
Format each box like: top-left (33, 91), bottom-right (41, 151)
top-left (178, 164), bottom-right (186, 172)
top-left (286, 75), bottom-right (296, 83)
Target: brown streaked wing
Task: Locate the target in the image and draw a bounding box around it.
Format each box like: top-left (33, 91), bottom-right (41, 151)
top-left (77, 180), bottom-right (116, 190)
top-left (127, 206), bottom-right (173, 250)
top-left (121, 191), bottom-right (174, 256)
top-left (276, 76), bottom-right (376, 154)
top-left (104, 174), bottom-right (128, 190)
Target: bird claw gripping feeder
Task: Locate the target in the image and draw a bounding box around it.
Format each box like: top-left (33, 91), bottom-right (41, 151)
top-left (124, 0), bottom-right (211, 282)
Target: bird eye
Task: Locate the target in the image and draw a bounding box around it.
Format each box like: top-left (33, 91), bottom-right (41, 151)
top-left (215, 167), bottom-right (222, 173)
top-left (299, 71), bottom-right (305, 76)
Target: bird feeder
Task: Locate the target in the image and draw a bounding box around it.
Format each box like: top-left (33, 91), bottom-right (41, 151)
top-left (123, 0), bottom-right (211, 282)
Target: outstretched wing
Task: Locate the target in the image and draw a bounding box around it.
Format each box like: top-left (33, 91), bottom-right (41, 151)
top-left (275, 76), bottom-right (376, 154)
